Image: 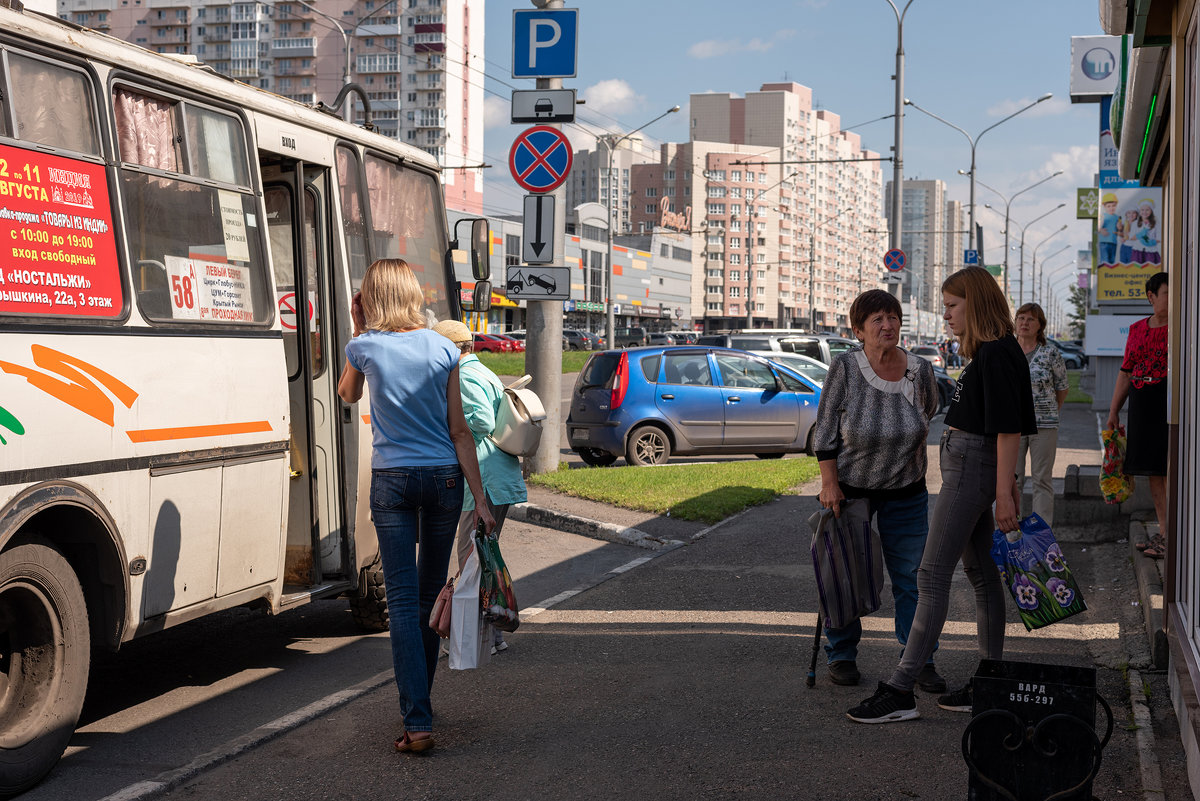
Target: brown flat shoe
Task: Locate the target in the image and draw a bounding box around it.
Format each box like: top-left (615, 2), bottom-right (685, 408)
top-left (395, 731), bottom-right (435, 754)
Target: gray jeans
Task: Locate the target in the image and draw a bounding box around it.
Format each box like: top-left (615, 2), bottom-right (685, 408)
top-left (888, 429), bottom-right (1007, 692)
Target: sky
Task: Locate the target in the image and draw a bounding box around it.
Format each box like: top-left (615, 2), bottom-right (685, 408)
top-left (477, 0), bottom-right (1107, 303)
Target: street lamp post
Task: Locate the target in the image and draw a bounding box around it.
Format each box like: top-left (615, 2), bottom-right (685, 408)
top-left (1042, 259), bottom-right (1078, 307)
top-left (289, 0), bottom-right (351, 95)
top-left (975, 172), bottom-right (1063, 302)
top-left (1019, 217), bottom-right (1067, 304)
top-left (741, 167), bottom-right (800, 329)
top-left (601, 105), bottom-right (680, 347)
top-left (904, 93), bottom-right (1052, 257)
top-left (1030, 237), bottom-right (1069, 306)
top-left (883, 0), bottom-right (916, 265)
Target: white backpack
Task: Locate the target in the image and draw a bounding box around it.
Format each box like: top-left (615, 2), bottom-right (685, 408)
top-left (488, 375), bottom-right (546, 457)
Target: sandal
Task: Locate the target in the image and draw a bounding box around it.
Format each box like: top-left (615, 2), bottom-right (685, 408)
top-left (395, 731), bottom-right (435, 754)
top-left (1138, 533), bottom-right (1166, 558)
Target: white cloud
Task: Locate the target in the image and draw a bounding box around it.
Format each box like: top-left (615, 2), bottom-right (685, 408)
top-left (483, 96), bottom-right (510, 130)
top-left (986, 96), bottom-right (1070, 119)
top-left (688, 29), bottom-right (796, 60)
top-left (1038, 144), bottom-right (1100, 188)
top-left (581, 78), bottom-right (644, 117)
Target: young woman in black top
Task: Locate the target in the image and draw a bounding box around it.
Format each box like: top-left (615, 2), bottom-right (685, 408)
top-left (847, 267), bottom-right (1036, 724)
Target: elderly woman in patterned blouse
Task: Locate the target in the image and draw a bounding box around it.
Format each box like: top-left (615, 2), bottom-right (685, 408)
top-left (812, 289), bottom-right (943, 693)
top-left (1013, 303), bottom-right (1069, 526)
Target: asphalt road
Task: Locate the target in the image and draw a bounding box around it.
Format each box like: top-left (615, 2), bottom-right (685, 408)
top-left (21, 519), bottom-right (646, 801)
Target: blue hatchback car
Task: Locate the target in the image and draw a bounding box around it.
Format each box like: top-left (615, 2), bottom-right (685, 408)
top-left (567, 346), bottom-right (822, 466)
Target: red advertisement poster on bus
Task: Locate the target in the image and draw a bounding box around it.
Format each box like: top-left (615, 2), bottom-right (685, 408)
top-left (0, 143), bottom-right (122, 318)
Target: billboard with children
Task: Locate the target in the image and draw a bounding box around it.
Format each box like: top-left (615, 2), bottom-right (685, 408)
top-left (1096, 187), bottom-right (1163, 301)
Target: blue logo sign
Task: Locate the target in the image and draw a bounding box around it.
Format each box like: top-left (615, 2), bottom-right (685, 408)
top-left (1082, 47), bottom-right (1116, 81)
top-left (513, 9), bottom-right (578, 78)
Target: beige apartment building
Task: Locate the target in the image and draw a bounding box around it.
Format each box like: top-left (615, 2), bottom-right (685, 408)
top-left (631, 82), bottom-right (886, 333)
top-left (57, 0), bottom-right (483, 213)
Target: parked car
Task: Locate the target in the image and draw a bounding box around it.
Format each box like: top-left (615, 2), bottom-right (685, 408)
top-left (562, 329), bottom-right (593, 351)
top-left (649, 332), bottom-right (681, 345)
top-left (749, 351), bottom-right (829, 386)
top-left (491, 333), bottom-right (524, 353)
top-left (567, 346), bottom-right (822, 466)
top-left (775, 334), bottom-right (859, 364)
top-left (613, 327), bottom-right (650, 348)
top-left (1049, 338), bottom-right (1087, 369)
top-left (472, 333), bottom-right (512, 353)
top-left (911, 344), bottom-right (945, 369)
top-left (931, 364), bottom-right (957, 414)
top-left (585, 331), bottom-right (606, 349)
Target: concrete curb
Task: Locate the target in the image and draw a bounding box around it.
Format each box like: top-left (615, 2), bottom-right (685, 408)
top-left (1129, 668), bottom-right (1167, 801)
top-left (1129, 519), bottom-right (1169, 668)
top-left (508, 503), bottom-right (686, 551)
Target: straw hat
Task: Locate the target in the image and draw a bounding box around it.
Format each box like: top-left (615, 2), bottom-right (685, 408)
top-left (432, 319), bottom-right (472, 345)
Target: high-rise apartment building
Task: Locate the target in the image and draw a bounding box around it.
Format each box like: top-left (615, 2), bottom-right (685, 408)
top-left (57, 0), bottom-right (483, 213)
top-left (564, 138), bottom-right (657, 237)
top-left (884, 181), bottom-right (969, 337)
top-left (631, 83), bottom-right (885, 333)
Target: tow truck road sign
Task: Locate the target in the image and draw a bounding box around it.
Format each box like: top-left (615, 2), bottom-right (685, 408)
top-left (509, 126), bottom-right (573, 193)
top-left (511, 89), bottom-right (576, 124)
top-left (512, 8), bottom-right (578, 78)
top-left (522, 194), bottom-right (555, 264)
top-left (505, 266), bottom-right (570, 301)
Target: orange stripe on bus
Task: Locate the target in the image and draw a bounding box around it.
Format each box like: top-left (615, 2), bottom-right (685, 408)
top-left (126, 420), bottom-right (273, 443)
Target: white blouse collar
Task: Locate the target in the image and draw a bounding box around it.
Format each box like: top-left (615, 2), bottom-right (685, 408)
top-left (853, 348), bottom-right (919, 405)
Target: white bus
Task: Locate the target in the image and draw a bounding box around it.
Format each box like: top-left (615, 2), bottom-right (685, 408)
top-left (0, 5), bottom-right (490, 792)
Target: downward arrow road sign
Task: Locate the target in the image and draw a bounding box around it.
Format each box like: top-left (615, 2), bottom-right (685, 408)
top-left (522, 194), bottom-right (555, 264)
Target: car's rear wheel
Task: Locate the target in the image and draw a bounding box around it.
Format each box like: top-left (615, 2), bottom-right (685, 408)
top-left (625, 425), bottom-right (671, 466)
top-left (755, 453), bottom-right (784, 459)
top-left (577, 448), bottom-right (617, 467)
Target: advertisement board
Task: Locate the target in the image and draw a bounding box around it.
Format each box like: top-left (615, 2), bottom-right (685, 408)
top-left (1095, 186), bottom-right (1163, 301)
top-left (0, 144), bottom-right (123, 318)
top-left (1070, 36), bottom-right (1120, 102)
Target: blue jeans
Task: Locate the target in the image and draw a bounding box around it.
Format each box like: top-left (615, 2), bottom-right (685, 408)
top-left (824, 490), bottom-right (936, 664)
top-left (371, 465), bottom-right (463, 733)
top-left (1099, 241), bottom-right (1117, 264)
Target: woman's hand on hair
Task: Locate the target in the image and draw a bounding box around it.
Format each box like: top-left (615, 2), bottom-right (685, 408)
top-left (351, 291), bottom-right (366, 336)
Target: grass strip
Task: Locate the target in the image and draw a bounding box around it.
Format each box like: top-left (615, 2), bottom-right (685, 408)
top-left (530, 458), bottom-right (821, 524)
top-left (477, 350), bottom-right (591, 376)
top-left (1066, 371), bottom-right (1092, 404)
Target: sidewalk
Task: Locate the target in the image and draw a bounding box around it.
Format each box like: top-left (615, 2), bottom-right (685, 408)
top-left (136, 399), bottom-right (1192, 800)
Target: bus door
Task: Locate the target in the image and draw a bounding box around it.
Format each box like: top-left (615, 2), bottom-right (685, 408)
top-left (262, 161), bottom-right (348, 594)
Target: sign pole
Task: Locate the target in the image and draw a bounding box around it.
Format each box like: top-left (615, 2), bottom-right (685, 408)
top-left (523, 0), bottom-right (566, 475)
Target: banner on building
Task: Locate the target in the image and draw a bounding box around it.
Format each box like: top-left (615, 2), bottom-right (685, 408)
top-left (1095, 186), bottom-right (1163, 301)
top-left (1070, 36), bottom-right (1120, 102)
top-left (1100, 96), bottom-right (1139, 189)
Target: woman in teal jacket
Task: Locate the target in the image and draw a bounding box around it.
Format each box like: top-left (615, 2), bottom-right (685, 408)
top-left (433, 320), bottom-right (528, 653)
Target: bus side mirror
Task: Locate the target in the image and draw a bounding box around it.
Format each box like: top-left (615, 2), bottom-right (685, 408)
top-left (459, 280), bottom-right (492, 313)
top-left (450, 218), bottom-right (491, 281)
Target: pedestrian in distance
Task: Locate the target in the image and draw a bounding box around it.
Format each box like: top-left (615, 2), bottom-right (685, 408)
top-left (813, 289), bottom-right (945, 693)
top-left (338, 259), bottom-right (495, 754)
top-left (847, 267), bottom-right (1035, 724)
top-left (432, 319), bottom-right (528, 655)
top-left (1106, 271), bottom-right (1169, 558)
top-left (1013, 303), bottom-right (1069, 526)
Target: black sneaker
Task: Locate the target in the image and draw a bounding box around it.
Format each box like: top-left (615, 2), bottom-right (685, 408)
top-left (827, 660), bottom-right (861, 686)
top-left (846, 682), bottom-right (920, 724)
top-left (937, 683), bottom-right (973, 713)
top-left (917, 663), bottom-right (948, 694)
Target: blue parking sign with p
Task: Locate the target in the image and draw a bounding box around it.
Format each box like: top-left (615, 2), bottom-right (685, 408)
top-left (513, 8), bottom-right (578, 78)
top-left (964, 249), bottom-right (979, 265)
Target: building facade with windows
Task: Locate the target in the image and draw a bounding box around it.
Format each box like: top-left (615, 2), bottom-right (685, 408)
top-left (630, 83), bottom-right (886, 333)
top-left (57, 0), bottom-right (483, 213)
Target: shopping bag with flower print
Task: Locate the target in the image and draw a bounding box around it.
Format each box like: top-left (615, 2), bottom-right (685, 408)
top-left (990, 513), bottom-right (1087, 631)
top-left (1100, 426), bottom-right (1135, 504)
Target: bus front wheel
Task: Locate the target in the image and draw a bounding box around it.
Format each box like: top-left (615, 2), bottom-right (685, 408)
top-left (348, 555), bottom-right (389, 632)
top-left (0, 539), bottom-right (91, 797)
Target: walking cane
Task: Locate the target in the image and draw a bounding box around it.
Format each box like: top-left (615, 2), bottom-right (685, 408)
top-left (805, 611), bottom-right (822, 688)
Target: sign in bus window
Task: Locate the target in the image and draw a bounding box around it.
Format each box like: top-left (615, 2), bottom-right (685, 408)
top-left (0, 143), bottom-right (122, 318)
top-left (7, 52), bottom-right (100, 156)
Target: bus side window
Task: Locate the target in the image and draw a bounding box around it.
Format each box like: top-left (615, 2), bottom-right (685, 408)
top-left (4, 51), bottom-right (100, 155)
top-left (114, 85), bottom-right (269, 325)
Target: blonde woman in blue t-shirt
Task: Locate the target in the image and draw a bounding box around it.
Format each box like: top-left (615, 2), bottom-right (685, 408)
top-left (338, 259), bottom-right (494, 755)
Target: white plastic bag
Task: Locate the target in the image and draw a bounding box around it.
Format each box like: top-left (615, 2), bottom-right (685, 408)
top-left (448, 547), bottom-right (491, 670)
